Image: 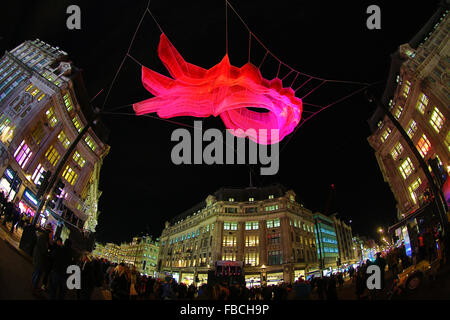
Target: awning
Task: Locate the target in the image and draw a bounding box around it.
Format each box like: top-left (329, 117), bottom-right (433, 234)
top-left (388, 202), bottom-right (433, 233)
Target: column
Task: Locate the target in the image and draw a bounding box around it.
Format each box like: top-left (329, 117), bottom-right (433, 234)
top-left (236, 221), bottom-right (245, 262)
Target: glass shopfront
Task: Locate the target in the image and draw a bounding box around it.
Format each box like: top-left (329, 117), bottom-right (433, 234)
top-left (19, 187), bottom-right (38, 217)
top-left (181, 273), bottom-right (194, 285)
top-left (196, 273), bottom-right (208, 286)
top-left (0, 167), bottom-right (21, 202)
top-left (245, 274), bottom-right (261, 288)
top-left (267, 272), bottom-right (283, 285)
top-left (294, 269), bottom-right (305, 280)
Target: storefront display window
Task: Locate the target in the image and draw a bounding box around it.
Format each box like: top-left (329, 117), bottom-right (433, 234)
top-left (267, 272), bottom-right (283, 285)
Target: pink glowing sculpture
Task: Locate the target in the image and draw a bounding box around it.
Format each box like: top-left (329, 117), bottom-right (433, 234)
top-left (133, 33), bottom-right (302, 144)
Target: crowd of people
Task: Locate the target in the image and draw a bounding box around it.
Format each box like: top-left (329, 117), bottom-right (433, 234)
top-left (0, 191), bottom-right (33, 234)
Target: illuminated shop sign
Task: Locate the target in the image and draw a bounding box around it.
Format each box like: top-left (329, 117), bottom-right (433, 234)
top-left (5, 168), bottom-right (14, 180)
top-left (23, 188), bottom-right (38, 207)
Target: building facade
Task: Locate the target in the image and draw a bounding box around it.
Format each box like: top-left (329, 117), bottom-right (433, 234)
top-left (0, 39), bottom-right (109, 241)
top-left (313, 213), bottom-right (339, 271)
top-left (93, 235), bottom-right (160, 275)
top-left (367, 5), bottom-right (449, 221)
top-left (330, 214), bottom-right (355, 265)
top-left (157, 184), bottom-right (321, 287)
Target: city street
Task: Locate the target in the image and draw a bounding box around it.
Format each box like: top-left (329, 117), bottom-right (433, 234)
top-left (0, 223), bottom-right (103, 300)
top-left (2, 220), bottom-right (450, 300)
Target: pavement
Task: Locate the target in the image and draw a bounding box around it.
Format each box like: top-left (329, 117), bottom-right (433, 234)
top-left (0, 221), bottom-right (104, 300)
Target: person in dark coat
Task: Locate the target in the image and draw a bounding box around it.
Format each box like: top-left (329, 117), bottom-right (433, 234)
top-left (78, 252), bottom-right (96, 300)
top-left (374, 252), bottom-right (387, 290)
top-left (49, 239), bottom-right (75, 300)
top-left (9, 204), bottom-right (20, 233)
top-left (325, 275), bottom-right (338, 300)
top-left (111, 264), bottom-right (130, 300)
top-left (31, 225), bottom-right (53, 292)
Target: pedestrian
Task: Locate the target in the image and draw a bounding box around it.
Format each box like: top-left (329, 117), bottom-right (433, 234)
top-left (325, 275), bottom-right (338, 300)
top-left (294, 276), bottom-right (311, 300)
top-left (374, 252), bottom-right (386, 290)
top-left (111, 263), bottom-right (130, 300)
top-left (31, 224), bottom-right (53, 294)
top-left (129, 266), bottom-right (138, 300)
top-left (49, 239), bottom-right (75, 300)
top-left (78, 252), bottom-right (96, 300)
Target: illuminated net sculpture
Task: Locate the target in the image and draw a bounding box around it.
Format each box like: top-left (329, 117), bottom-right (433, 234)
top-left (133, 33), bottom-right (303, 144)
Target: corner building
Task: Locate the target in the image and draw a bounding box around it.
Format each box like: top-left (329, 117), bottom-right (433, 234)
top-left (158, 184), bottom-right (320, 287)
top-left (0, 40), bottom-right (109, 242)
top-left (367, 5), bottom-right (449, 220)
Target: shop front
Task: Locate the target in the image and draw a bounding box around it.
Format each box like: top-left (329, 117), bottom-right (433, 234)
top-left (0, 167), bottom-right (21, 202)
top-left (293, 269), bottom-right (305, 281)
top-left (266, 272), bottom-right (284, 286)
top-left (245, 274), bottom-right (261, 288)
top-left (19, 188), bottom-right (40, 222)
top-left (196, 273), bottom-right (208, 286)
top-left (180, 272), bottom-right (195, 286)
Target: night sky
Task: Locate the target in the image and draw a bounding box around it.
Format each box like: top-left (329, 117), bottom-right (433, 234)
top-left (1, 0), bottom-right (441, 244)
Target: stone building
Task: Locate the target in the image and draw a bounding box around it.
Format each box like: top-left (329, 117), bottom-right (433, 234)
top-left (367, 4), bottom-right (449, 221)
top-left (0, 39), bottom-right (109, 244)
top-left (157, 184), bottom-right (321, 287)
top-left (93, 235), bottom-right (160, 275)
top-left (330, 213), bottom-right (355, 265)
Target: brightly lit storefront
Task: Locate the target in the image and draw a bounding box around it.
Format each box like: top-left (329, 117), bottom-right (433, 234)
top-left (245, 274), bottom-right (261, 288)
top-left (180, 273), bottom-right (194, 286)
top-left (196, 273), bottom-right (208, 286)
top-left (19, 188), bottom-right (39, 218)
top-left (267, 272), bottom-right (283, 285)
top-left (172, 272), bottom-right (180, 283)
top-left (0, 167), bottom-right (21, 202)
top-left (294, 269), bottom-right (305, 280)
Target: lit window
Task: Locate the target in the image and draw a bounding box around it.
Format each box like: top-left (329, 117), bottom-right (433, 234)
top-left (222, 235), bottom-right (236, 247)
top-left (407, 120), bottom-right (417, 138)
top-left (85, 135), bottom-right (96, 152)
top-left (0, 115), bottom-right (11, 135)
top-left (30, 88), bottom-right (40, 97)
top-left (416, 93), bottom-right (428, 114)
top-left (391, 142), bottom-right (404, 160)
top-left (224, 222), bottom-right (237, 230)
top-left (73, 151), bottom-right (86, 168)
top-left (245, 221), bottom-right (259, 230)
top-left (266, 218), bottom-right (280, 228)
top-left (409, 178), bottom-right (422, 204)
top-left (429, 107), bottom-right (445, 133)
top-left (394, 105), bottom-right (403, 120)
top-left (45, 107), bottom-right (58, 127)
top-left (63, 93), bottom-right (73, 112)
top-left (31, 124), bottom-right (45, 145)
top-left (416, 134), bottom-right (431, 158)
top-left (245, 252), bottom-right (259, 266)
top-left (402, 81), bottom-right (411, 98)
top-left (31, 164), bottom-right (45, 185)
top-left (37, 93), bottom-right (45, 102)
top-left (45, 145), bottom-right (60, 166)
top-left (380, 127), bottom-right (391, 143)
top-left (72, 116), bottom-right (83, 133)
top-left (399, 157), bottom-right (415, 179)
top-left (265, 204), bottom-right (279, 211)
top-left (14, 140), bottom-right (32, 168)
top-left (57, 130), bottom-right (71, 149)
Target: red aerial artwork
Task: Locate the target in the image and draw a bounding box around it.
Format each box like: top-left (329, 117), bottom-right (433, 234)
top-left (133, 33), bottom-right (303, 144)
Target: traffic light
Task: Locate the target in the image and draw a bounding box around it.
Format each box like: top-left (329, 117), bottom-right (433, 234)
top-left (36, 170), bottom-right (51, 198)
top-left (54, 179), bottom-right (65, 197)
